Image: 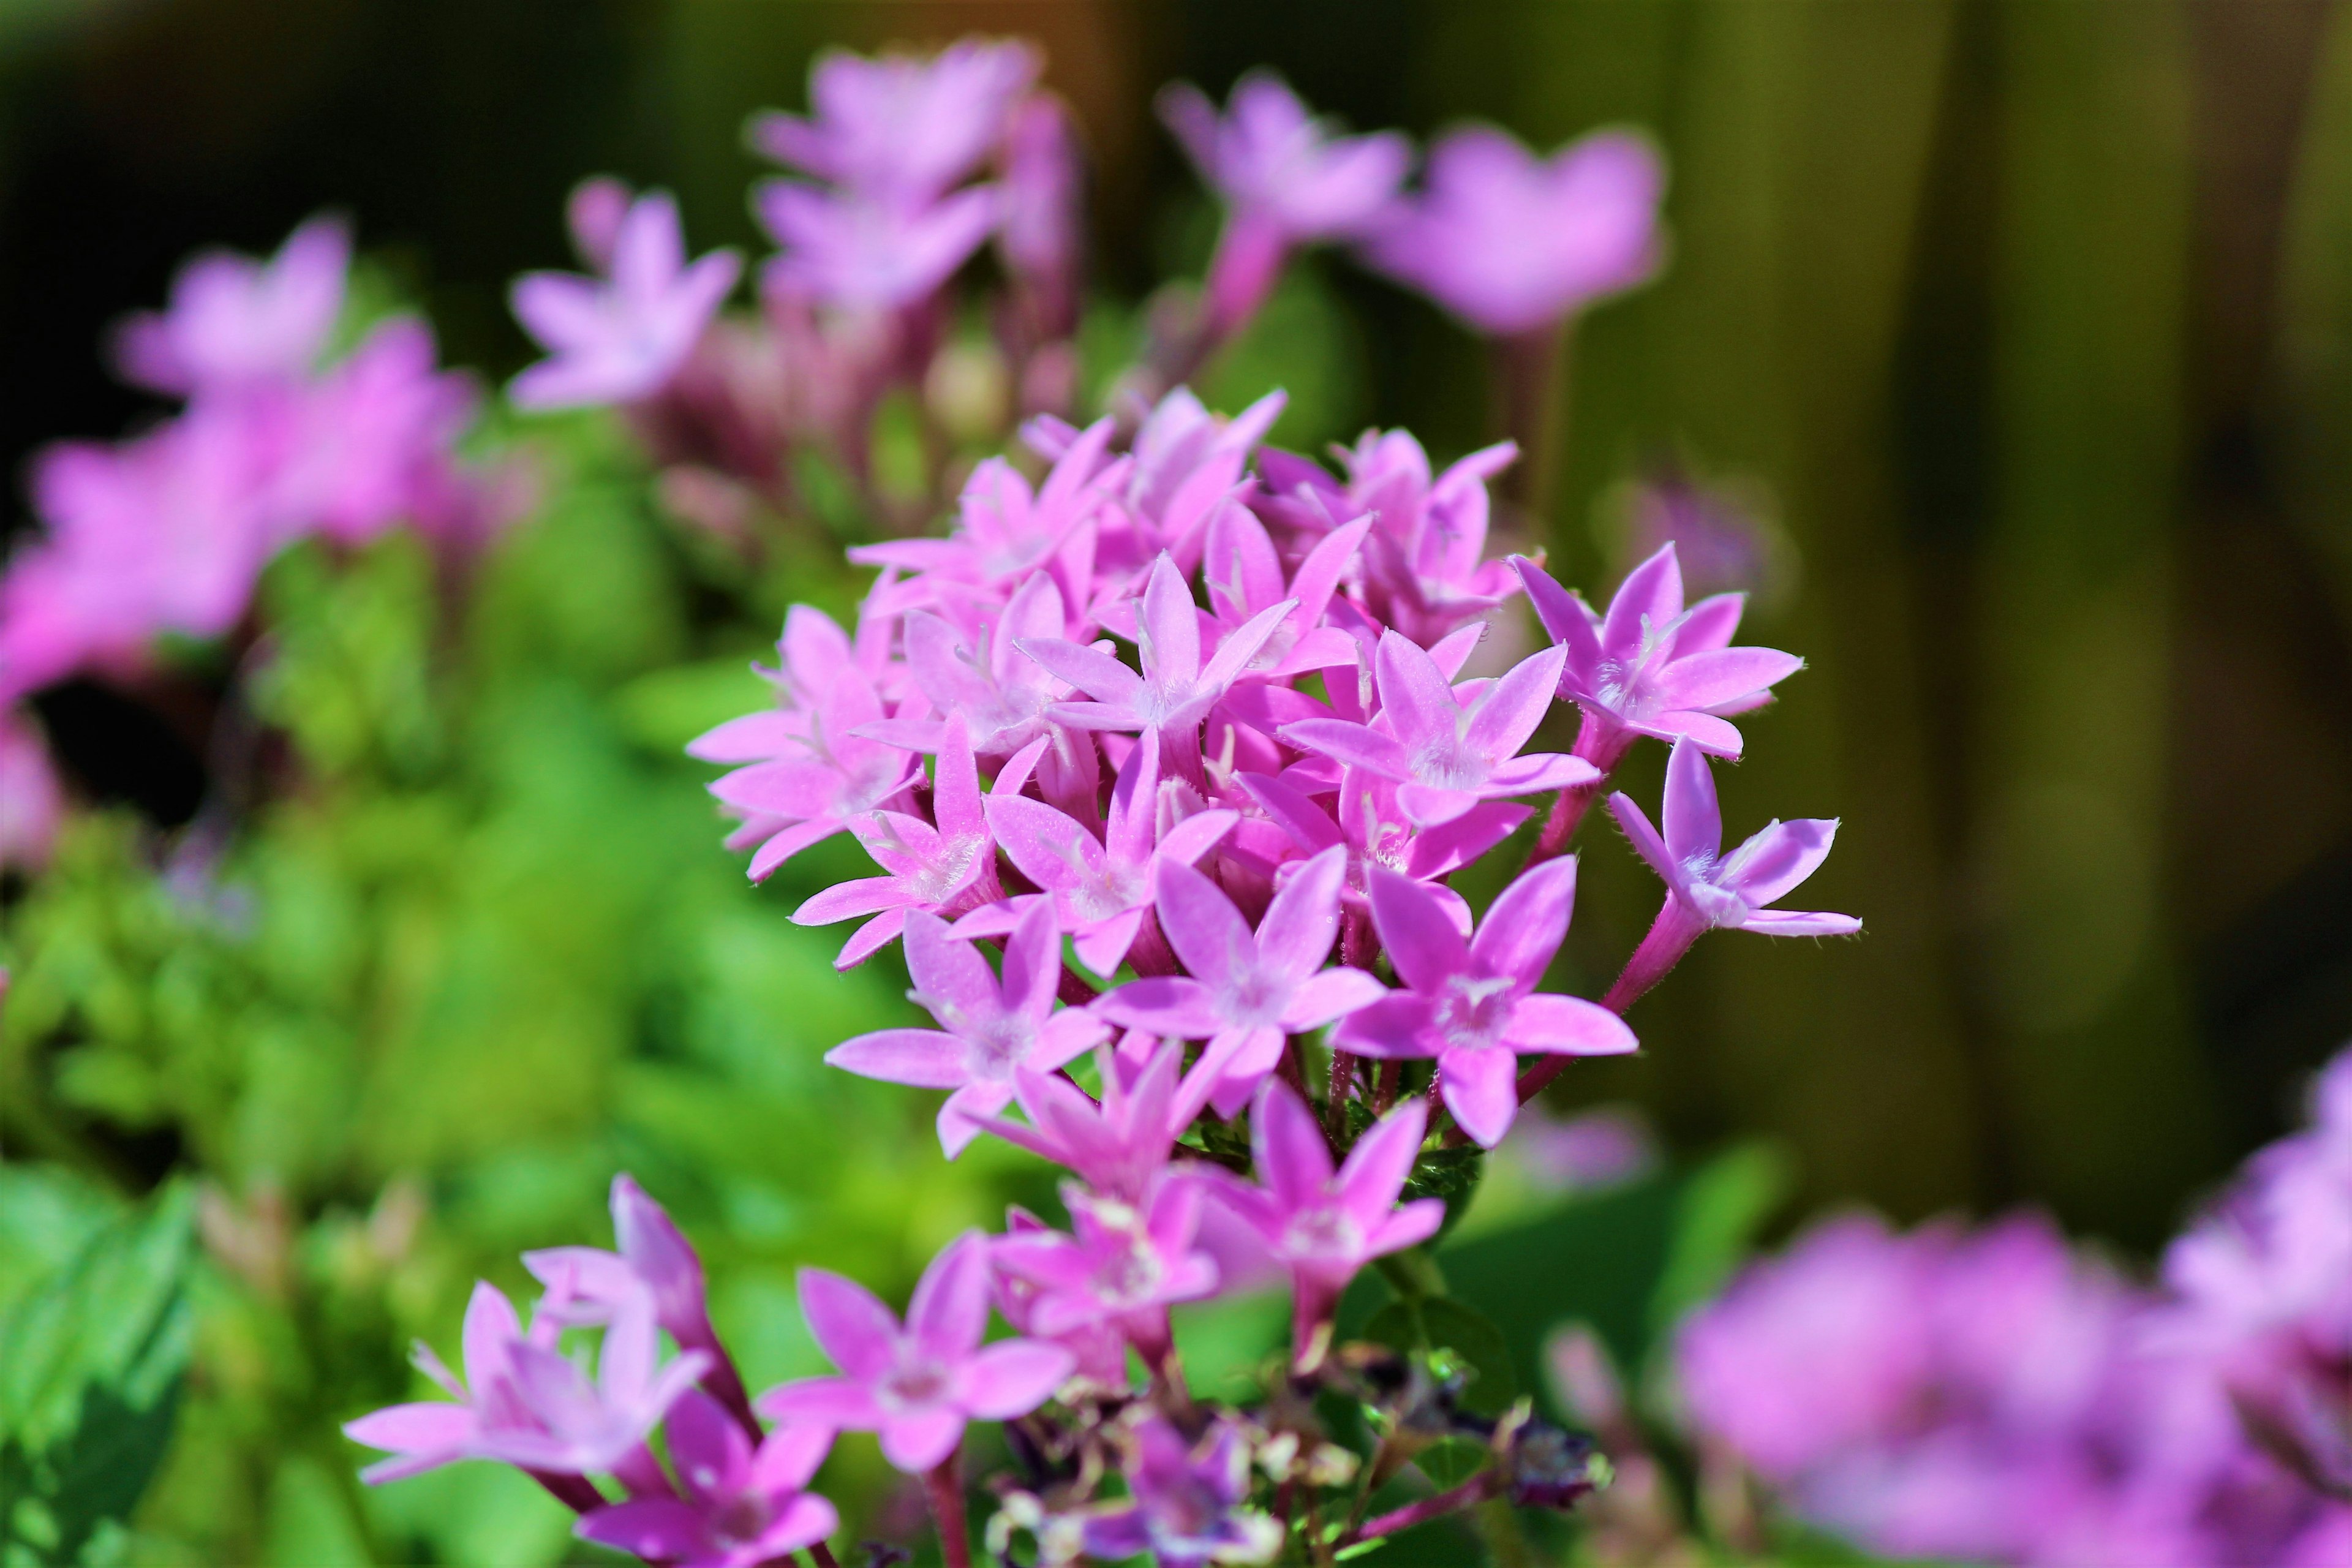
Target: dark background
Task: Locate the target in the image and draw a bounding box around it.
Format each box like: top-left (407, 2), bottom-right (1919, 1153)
top-left (7, 0), bottom-right (2352, 1251)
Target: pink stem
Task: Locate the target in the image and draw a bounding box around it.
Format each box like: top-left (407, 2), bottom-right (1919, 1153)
top-left (806, 1542), bottom-right (842, 1568)
top-left (925, 1452), bottom-right (973, 1568)
top-left (1512, 898), bottom-right (1706, 1109)
top-left (1351, 1472), bottom-right (1501, 1545)
top-left (1526, 712), bottom-right (1634, 867)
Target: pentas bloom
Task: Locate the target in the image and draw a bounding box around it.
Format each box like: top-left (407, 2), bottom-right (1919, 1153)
top-left (748, 39), bottom-right (1039, 206)
top-left (1159, 72), bottom-right (1408, 339)
top-left (1515, 543), bottom-right (1801, 771)
top-left (826, 901), bottom-right (1108, 1155)
top-left (509, 188), bottom-right (742, 410)
top-left (1080, 1417), bottom-right (1284, 1567)
top-left (1216, 1080), bottom-right (1444, 1358)
top-left (1336, 859), bottom-right (1635, 1148)
top-left (993, 1178), bottom-right (1221, 1371)
top-left (760, 1232), bottom-right (1072, 1473)
top-left (1281, 631), bottom-right (1592, 828)
top-left (1605, 738), bottom-right (1858, 1009)
top-left (344, 1277), bottom-right (708, 1487)
top-left (976, 1043), bottom-right (1207, 1204)
top-left (981, 729), bottom-right (1237, 978)
top-left (113, 215), bottom-right (350, 394)
top-left (1097, 846), bottom-right (1381, 1116)
top-left (578, 1390), bottom-right (837, 1568)
top-left (1365, 126), bottom-right (1664, 338)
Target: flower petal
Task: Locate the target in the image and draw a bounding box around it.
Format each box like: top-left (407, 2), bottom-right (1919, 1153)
top-left (827, 1029), bottom-right (968, 1089)
top-left (1366, 866), bottom-right (1470, 993)
top-left (1504, 993), bottom-right (1637, 1056)
top-left (794, 1270), bottom-right (900, 1381)
top-left (1439, 1047), bottom-right (1520, 1148)
top-left (959, 1340), bottom-right (1077, 1419)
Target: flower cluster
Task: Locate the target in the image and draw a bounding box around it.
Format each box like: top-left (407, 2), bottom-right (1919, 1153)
top-left (0, 217), bottom-right (508, 865)
top-left (1673, 1050), bottom-right (2352, 1567)
top-left (346, 34), bottom-right (1858, 1568)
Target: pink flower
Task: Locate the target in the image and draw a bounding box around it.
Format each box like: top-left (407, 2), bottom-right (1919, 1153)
top-left (113, 215), bottom-right (350, 395)
top-left (344, 1280), bottom-right (708, 1482)
top-left (975, 1042), bottom-right (1214, 1203)
top-left (758, 1232), bottom-right (1072, 1474)
top-left (748, 40), bottom-right (1039, 205)
top-left (992, 1178), bottom-right (1221, 1365)
top-left (1280, 630), bottom-right (1594, 828)
top-left (0, 708), bottom-right (64, 871)
top-left (510, 190), bottom-right (742, 410)
top-left (1514, 544), bottom-right (1800, 766)
top-left (1096, 845), bottom-right (1382, 1117)
top-left (1364, 126), bottom-right (1663, 336)
top-left (1605, 737), bottom-right (1858, 977)
top-left (1334, 859), bottom-right (1635, 1148)
top-left (521, 1175), bottom-right (760, 1436)
top-left (279, 317), bottom-right (482, 546)
top-left (995, 1207), bottom-right (1133, 1388)
top-left (1217, 1079), bottom-right (1444, 1352)
top-left (576, 1390), bottom-right (837, 1568)
top-left (981, 729), bottom-right (1236, 978)
top-left (824, 900), bottom-right (1107, 1156)
top-left (1236, 766), bottom-right (1525, 929)
top-left (755, 183), bottom-right (999, 312)
top-left (853, 418), bottom-right (1125, 602)
top-left (695, 608), bottom-right (921, 881)
top-left (1160, 72), bottom-right (1408, 339)
top-left (790, 718), bottom-right (1006, 968)
top-left (1023, 552), bottom-right (1294, 779)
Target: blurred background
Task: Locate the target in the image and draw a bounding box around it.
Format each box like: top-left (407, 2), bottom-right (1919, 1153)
top-left (6, 0), bottom-right (2352, 1559)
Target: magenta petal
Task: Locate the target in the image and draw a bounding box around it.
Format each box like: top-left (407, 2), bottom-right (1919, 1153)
top-left (1606, 792), bottom-right (1678, 890)
top-left (1737, 909), bottom-right (1861, 937)
top-left (907, 1233), bottom-right (993, 1362)
top-left (757, 1375), bottom-right (883, 1430)
top-left (752, 1494), bottom-right (841, 1558)
top-left (1072, 907), bottom-right (1147, 979)
top-left (880, 1409), bottom-right (967, 1474)
top-left (826, 1029), bottom-right (968, 1089)
top-left (1602, 543), bottom-right (1683, 655)
top-left (750, 1422), bottom-right (837, 1495)
top-left (1366, 867), bottom-right (1470, 992)
top-left (1657, 646), bottom-right (1803, 712)
top-left (794, 876), bottom-right (908, 926)
top-left (1643, 709), bottom-right (1745, 758)
top-left (1257, 844), bottom-right (1348, 979)
top-left (903, 912), bottom-right (1001, 1027)
top-left (1333, 1097), bottom-right (1428, 1223)
top-left (1469, 856), bottom-right (1577, 992)
top-left (1505, 993), bottom-right (1637, 1056)
top-left (794, 1271), bottom-right (901, 1381)
top-left (1660, 739), bottom-right (1722, 865)
top-left (987, 795), bottom-right (1104, 892)
top-left (1279, 718), bottom-right (1411, 780)
top-left (1153, 857), bottom-right (1254, 989)
top-left (1329, 993), bottom-right (1437, 1059)
top-left (1368, 1199), bottom-right (1446, 1256)
top-left (576, 1499), bottom-right (715, 1563)
top-left (959, 1340), bottom-right (1077, 1419)
top-left (1095, 976), bottom-right (1222, 1037)
top-left (939, 1082), bottom-right (1013, 1158)
top-left (1251, 1077), bottom-right (1334, 1207)
top-left (1439, 1046), bottom-right (1520, 1148)
top-left (1156, 809), bottom-right (1240, 867)
top-left (343, 1401), bottom-right (472, 1457)
top-left (1280, 967), bottom-right (1385, 1031)
top-left (1463, 645), bottom-right (1567, 761)
top-left (1723, 817), bottom-right (1839, 909)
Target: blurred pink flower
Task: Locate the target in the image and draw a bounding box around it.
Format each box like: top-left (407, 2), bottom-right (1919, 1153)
top-left (510, 190), bottom-right (742, 410)
top-left (576, 1390), bottom-right (837, 1568)
top-left (748, 39), bottom-right (1039, 205)
top-left (113, 215), bottom-right (350, 395)
top-left (1365, 126), bottom-right (1664, 337)
top-left (755, 182), bottom-right (999, 312)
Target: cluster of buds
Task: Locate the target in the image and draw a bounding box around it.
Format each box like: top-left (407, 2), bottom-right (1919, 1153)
top-left (345, 32), bottom-right (1860, 1568)
top-left (0, 220), bottom-right (511, 870)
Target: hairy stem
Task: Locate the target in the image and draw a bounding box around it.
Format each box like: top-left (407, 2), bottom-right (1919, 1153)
top-left (924, 1452), bottom-right (972, 1568)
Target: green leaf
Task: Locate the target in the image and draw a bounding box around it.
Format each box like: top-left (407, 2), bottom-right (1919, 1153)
top-left (1418, 1298), bottom-right (1518, 1415)
top-left (0, 1181), bottom-right (195, 1567)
